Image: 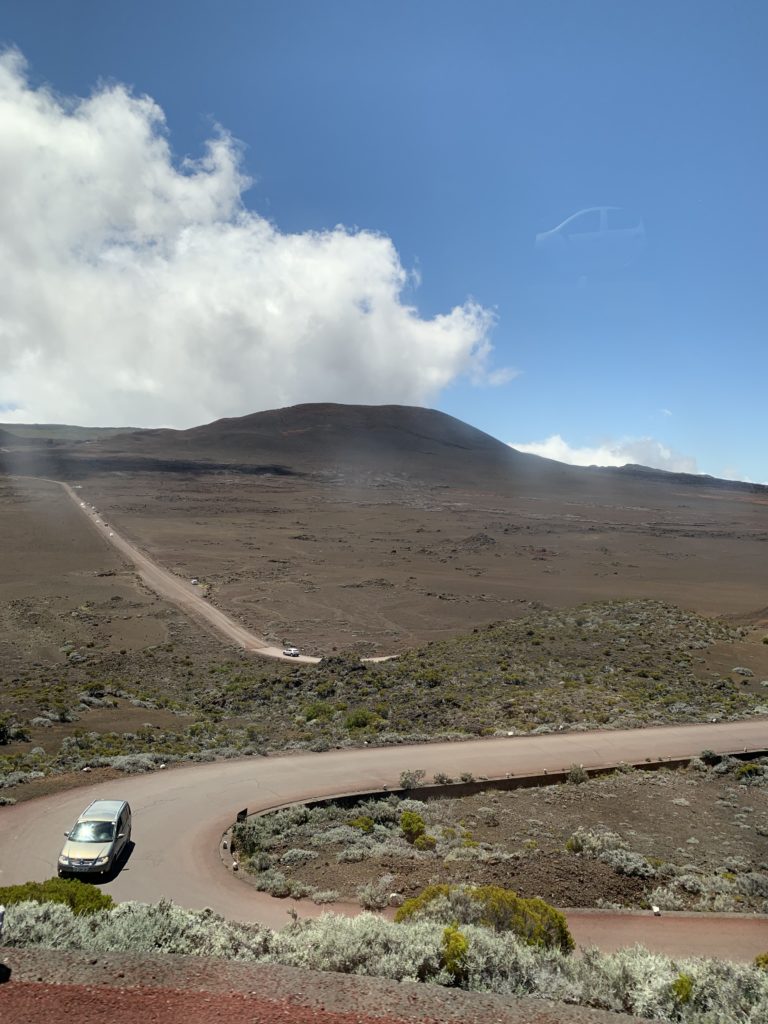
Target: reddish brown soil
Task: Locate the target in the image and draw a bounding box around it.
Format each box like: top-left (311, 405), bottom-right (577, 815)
top-left (0, 949), bottom-right (641, 1024)
top-left (3, 984), bottom-right (408, 1024)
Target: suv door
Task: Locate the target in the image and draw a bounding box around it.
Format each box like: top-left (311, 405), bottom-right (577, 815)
top-left (116, 810), bottom-right (128, 856)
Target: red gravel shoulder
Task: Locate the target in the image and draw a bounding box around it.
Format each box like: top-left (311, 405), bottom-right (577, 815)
top-left (0, 949), bottom-right (641, 1024)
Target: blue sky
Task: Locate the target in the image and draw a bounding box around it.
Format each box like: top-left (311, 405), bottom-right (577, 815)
top-left (1, 1), bottom-right (766, 480)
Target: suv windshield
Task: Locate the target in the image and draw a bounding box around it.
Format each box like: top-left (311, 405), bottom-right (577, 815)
top-left (69, 821), bottom-right (115, 843)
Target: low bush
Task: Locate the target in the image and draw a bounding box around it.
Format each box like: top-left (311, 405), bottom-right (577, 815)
top-left (345, 709), bottom-right (377, 730)
top-left (280, 848), bottom-right (317, 866)
top-left (395, 884), bottom-right (573, 953)
top-left (475, 806), bottom-right (499, 826)
top-left (253, 869), bottom-right (291, 898)
top-left (349, 815), bottom-right (375, 833)
top-left (565, 827), bottom-right (655, 878)
top-left (0, 878), bottom-right (113, 915)
top-left (357, 873), bottom-right (395, 910)
top-left (0, 718), bottom-right (30, 744)
top-left (311, 890), bottom-right (340, 905)
top-left (672, 972), bottom-right (694, 1005)
top-left (400, 810), bottom-right (426, 844)
top-left (399, 768), bottom-right (426, 789)
top-left (441, 923), bottom-right (469, 985)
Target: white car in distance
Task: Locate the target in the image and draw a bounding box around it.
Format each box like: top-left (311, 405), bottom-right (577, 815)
top-left (282, 646), bottom-right (300, 657)
top-left (535, 206), bottom-right (645, 275)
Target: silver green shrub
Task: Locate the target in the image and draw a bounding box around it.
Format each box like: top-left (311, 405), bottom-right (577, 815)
top-left (5, 901), bottom-right (768, 1020)
top-left (310, 825), bottom-right (362, 847)
top-left (280, 848), bottom-right (318, 866)
top-left (566, 827), bottom-right (656, 878)
top-left (357, 873), bottom-right (395, 910)
top-left (3, 900), bottom-right (269, 959)
top-left (311, 890), bottom-right (340, 905)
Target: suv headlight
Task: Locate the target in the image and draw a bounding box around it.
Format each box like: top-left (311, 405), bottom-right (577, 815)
top-left (94, 855), bottom-right (109, 865)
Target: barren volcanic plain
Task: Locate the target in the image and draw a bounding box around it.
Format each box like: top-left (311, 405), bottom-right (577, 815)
top-left (3, 403), bottom-right (768, 659)
top-left (3, 404), bottom-right (768, 1019)
top-left (2, 403), bottom-right (768, 775)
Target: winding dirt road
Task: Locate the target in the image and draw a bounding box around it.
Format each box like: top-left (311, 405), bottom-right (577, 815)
top-left (2, 723), bottom-right (768, 959)
top-left (2, 479), bottom-right (767, 960)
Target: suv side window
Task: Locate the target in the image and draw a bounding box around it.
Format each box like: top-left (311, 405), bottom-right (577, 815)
top-left (607, 207), bottom-right (641, 230)
top-left (564, 209), bottom-right (601, 236)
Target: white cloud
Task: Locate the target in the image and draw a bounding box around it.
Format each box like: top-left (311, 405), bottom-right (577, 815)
top-left (0, 51), bottom-right (506, 427)
top-left (510, 434), bottom-right (699, 474)
top-left (721, 467), bottom-right (768, 486)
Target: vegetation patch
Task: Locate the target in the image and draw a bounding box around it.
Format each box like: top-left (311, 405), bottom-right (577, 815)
top-left (395, 883), bottom-right (574, 952)
top-left (229, 760), bottom-right (768, 914)
top-left (3, 897), bottom-right (768, 1020)
top-left (0, 877), bottom-right (114, 915)
top-left (1, 598), bottom-right (766, 795)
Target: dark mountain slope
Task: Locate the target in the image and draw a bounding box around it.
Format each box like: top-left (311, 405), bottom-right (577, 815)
top-left (1, 404), bottom-right (764, 496)
top-left (72, 403), bottom-right (576, 486)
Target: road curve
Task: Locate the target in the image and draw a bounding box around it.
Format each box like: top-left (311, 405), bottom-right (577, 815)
top-left (57, 481), bottom-right (321, 664)
top-left (2, 721), bottom-right (768, 959)
top-left (6, 478), bottom-right (767, 958)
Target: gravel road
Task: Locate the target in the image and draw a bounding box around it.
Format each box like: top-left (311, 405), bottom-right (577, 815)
top-left (2, 721), bottom-right (767, 959)
top-left (59, 481), bottom-right (309, 662)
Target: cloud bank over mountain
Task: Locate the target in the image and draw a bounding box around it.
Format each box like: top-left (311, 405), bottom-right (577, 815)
top-left (510, 434), bottom-right (699, 473)
top-left (0, 52), bottom-right (504, 427)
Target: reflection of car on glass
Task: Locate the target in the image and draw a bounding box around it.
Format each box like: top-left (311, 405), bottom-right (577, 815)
top-left (535, 206), bottom-right (645, 274)
top-left (58, 799), bottom-right (132, 876)
top-left (282, 646), bottom-right (300, 657)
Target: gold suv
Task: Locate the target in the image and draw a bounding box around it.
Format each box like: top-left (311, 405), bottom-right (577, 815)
top-left (58, 799), bottom-right (132, 876)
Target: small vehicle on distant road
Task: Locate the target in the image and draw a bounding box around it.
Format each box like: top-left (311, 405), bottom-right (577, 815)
top-left (283, 646), bottom-right (300, 657)
top-left (190, 578), bottom-right (199, 585)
